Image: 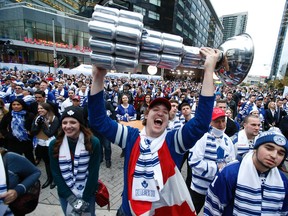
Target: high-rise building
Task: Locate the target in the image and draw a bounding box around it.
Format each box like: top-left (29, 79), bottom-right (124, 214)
top-left (220, 12), bottom-right (247, 42)
top-left (270, 0), bottom-right (288, 79)
top-left (131, 0), bottom-right (223, 48)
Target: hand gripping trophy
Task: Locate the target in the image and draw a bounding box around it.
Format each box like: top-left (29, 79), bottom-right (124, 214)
top-left (88, 5), bottom-right (254, 86)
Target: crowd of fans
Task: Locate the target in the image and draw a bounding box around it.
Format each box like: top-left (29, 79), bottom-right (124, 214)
top-left (1, 68), bottom-right (287, 130)
top-left (0, 66), bottom-right (288, 214)
top-left (0, 68), bottom-right (288, 153)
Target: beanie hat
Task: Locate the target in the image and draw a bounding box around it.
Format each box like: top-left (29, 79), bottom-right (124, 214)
top-left (254, 130), bottom-right (288, 156)
top-left (61, 106), bottom-right (85, 126)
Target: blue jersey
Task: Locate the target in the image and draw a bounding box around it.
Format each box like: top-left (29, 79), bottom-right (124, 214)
top-left (88, 91), bottom-right (215, 216)
top-left (204, 161), bottom-right (288, 215)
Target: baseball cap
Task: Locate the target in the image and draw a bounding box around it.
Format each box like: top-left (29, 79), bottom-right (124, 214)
top-left (149, 98), bottom-right (171, 111)
top-left (256, 96), bottom-right (264, 101)
top-left (72, 95), bottom-right (80, 101)
top-left (212, 107), bottom-right (226, 121)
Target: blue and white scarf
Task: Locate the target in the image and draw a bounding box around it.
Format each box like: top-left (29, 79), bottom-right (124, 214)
top-left (11, 110), bottom-right (29, 141)
top-left (59, 132), bottom-right (90, 197)
top-left (234, 151), bottom-right (286, 215)
top-left (0, 154), bottom-right (13, 216)
top-left (132, 127), bottom-right (166, 202)
top-left (23, 95), bottom-right (35, 106)
top-left (55, 89), bottom-right (65, 105)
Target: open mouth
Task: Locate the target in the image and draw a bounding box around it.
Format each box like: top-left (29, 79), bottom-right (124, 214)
top-left (154, 118), bottom-right (163, 126)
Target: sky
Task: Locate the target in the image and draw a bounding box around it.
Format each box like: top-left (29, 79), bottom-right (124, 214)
top-left (210, 0), bottom-right (286, 77)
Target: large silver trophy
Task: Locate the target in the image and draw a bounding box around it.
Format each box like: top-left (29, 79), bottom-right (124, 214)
top-left (88, 5), bottom-right (254, 86)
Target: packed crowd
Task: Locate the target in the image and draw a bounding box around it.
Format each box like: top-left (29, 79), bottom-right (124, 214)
top-left (0, 48), bottom-right (288, 216)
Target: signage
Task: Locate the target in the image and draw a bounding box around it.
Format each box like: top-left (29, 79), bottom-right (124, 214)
top-left (23, 37), bottom-right (91, 53)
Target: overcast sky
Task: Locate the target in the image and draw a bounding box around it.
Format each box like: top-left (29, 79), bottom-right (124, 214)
top-left (210, 0), bottom-right (286, 77)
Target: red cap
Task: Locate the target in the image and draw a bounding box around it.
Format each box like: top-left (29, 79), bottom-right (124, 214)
top-left (72, 95), bottom-right (80, 101)
top-left (212, 107), bottom-right (226, 121)
top-left (149, 98), bottom-right (171, 111)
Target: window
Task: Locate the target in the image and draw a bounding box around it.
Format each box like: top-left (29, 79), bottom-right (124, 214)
top-left (192, 2), bottom-right (196, 10)
top-left (178, 0), bottom-right (184, 8)
top-left (183, 29), bottom-right (188, 36)
top-left (177, 11), bottom-right (184, 20)
top-left (149, 0), bottom-right (161, 6)
top-left (148, 11), bottom-right (160, 20)
top-left (133, 5), bottom-right (146, 16)
top-left (176, 23), bottom-right (182, 31)
top-left (36, 22), bottom-right (46, 30)
top-left (184, 18), bottom-right (190, 26)
top-left (190, 13), bottom-right (195, 19)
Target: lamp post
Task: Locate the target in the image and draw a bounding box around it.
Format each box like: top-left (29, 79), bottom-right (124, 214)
top-left (52, 19), bottom-right (57, 78)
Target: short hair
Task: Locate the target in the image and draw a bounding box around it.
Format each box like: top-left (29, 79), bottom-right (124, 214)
top-left (34, 90), bottom-right (46, 97)
top-left (180, 102), bottom-right (190, 110)
top-left (40, 80), bottom-right (48, 84)
top-left (243, 114), bottom-right (260, 124)
top-left (169, 99), bottom-right (179, 104)
top-left (227, 91), bottom-right (233, 95)
top-left (216, 99), bottom-right (227, 105)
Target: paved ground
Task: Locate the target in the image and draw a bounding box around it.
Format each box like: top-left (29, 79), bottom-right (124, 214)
top-left (27, 144), bottom-right (124, 216)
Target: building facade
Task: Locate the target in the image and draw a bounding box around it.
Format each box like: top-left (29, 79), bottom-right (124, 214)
top-left (0, 2), bottom-right (91, 68)
top-left (0, 0), bottom-right (223, 76)
top-left (270, 0), bottom-right (288, 79)
top-left (220, 12), bottom-right (247, 42)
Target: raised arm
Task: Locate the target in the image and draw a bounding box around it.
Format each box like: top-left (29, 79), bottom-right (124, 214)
top-left (199, 47), bottom-right (220, 97)
top-left (90, 65), bottom-right (107, 95)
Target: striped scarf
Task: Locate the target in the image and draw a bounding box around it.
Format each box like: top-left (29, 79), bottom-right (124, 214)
top-left (0, 154), bottom-right (13, 216)
top-left (239, 101), bottom-right (252, 116)
top-left (59, 132), bottom-right (90, 197)
top-left (23, 95), bottom-right (35, 105)
top-left (55, 89), bottom-right (65, 105)
top-left (132, 128), bottom-right (166, 202)
top-left (233, 130), bottom-right (258, 156)
top-left (234, 151), bottom-right (286, 215)
top-left (11, 110), bottom-right (29, 141)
